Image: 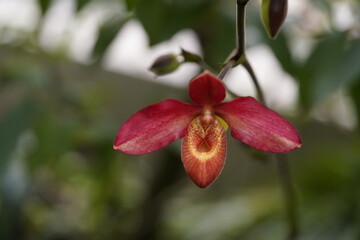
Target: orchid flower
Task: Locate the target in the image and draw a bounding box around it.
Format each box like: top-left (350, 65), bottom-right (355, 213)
top-left (114, 72), bottom-right (301, 188)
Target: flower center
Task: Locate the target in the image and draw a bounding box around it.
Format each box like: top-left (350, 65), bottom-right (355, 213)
top-left (184, 116), bottom-right (225, 160)
top-left (199, 110), bottom-right (215, 125)
top-left (195, 111), bottom-right (218, 153)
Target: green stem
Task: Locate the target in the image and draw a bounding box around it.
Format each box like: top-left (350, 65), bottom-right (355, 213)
top-left (233, 1), bottom-right (299, 239)
top-left (217, 0), bottom-right (248, 80)
top-left (242, 60), bottom-right (265, 104)
top-left (236, 0), bottom-right (248, 58)
top-left (276, 154), bottom-right (299, 240)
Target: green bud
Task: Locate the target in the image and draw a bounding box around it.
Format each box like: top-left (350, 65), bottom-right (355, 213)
top-left (149, 54), bottom-right (181, 76)
top-left (261, 0), bottom-right (288, 39)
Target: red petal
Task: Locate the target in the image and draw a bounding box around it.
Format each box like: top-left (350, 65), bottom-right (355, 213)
top-left (114, 99), bottom-right (199, 154)
top-left (189, 71), bottom-right (226, 106)
top-left (215, 97), bottom-right (302, 153)
top-left (181, 116), bottom-right (227, 188)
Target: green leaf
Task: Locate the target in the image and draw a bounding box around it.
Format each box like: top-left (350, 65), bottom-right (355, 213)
top-left (39, 0), bottom-right (92, 13)
top-left (350, 78), bottom-right (360, 135)
top-left (300, 32), bottom-right (346, 107)
top-left (202, 7), bottom-right (236, 69)
top-left (92, 16), bottom-right (130, 61)
top-left (124, 0), bottom-right (139, 11)
top-left (255, 9), bottom-right (298, 77)
top-left (135, 0), bottom-right (234, 68)
top-left (38, 0), bottom-right (53, 15)
top-left (135, 0), bottom-right (213, 44)
top-left (76, 0), bottom-right (92, 11)
top-left (300, 32), bottom-right (360, 107)
top-left (135, 0), bottom-right (182, 45)
top-left (0, 100), bottom-right (37, 173)
top-left (261, 29), bottom-right (298, 77)
top-left (312, 38), bottom-right (360, 102)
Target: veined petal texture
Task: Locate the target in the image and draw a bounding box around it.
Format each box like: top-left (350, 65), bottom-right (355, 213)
top-left (114, 99), bottom-right (199, 154)
top-left (215, 97), bottom-right (301, 153)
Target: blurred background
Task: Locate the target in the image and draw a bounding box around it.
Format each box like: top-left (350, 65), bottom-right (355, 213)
top-left (1, 0), bottom-right (360, 239)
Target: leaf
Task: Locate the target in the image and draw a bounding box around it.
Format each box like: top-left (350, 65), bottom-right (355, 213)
top-left (257, 16), bottom-right (298, 77)
top-left (124, 0), bottom-right (139, 11)
top-left (350, 77), bottom-right (360, 135)
top-left (135, 0), bottom-right (184, 45)
top-left (135, 0), bottom-right (234, 68)
top-left (300, 32), bottom-right (346, 107)
top-left (92, 16), bottom-right (130, 61)
top-left (0, 100), bottom-right (37, 173)
top-left (202, 8), bottom-right (235, 68)
top-left (38, 0), bottom-right (53, 15)
top-left (39, 0), bottom-right (92, 13)
top-left (76, 0), bottom-right (92, 11)
top-left (300, 32), bottom-right (360, 107)
top-left (135, 0), bottom-right (212, 44)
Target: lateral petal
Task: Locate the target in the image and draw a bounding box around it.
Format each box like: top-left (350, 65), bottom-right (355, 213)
top-left (114, 99), bottom-right (199, 154)
top-left (189, 71), bottom-right (226, 106)
top-left (215, 97), bottom-right (302, 153)
top-left (181, 117), bottom-right (227, 188)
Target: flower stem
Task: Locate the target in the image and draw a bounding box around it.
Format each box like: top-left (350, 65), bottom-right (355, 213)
top-left (276, 154), bottom-right (299, 240)
top-left (242, 60), bottom-right (265, 104)
top-left (218, 60), bottom-right (235, 80)
top-left (233, 1), bottom-right (299, 239)
top-left (236, 0), bottom-right (248, 58)
top-left (217, 0), bottom-right (264, 105)
top-left (217, 0), bottom-right (249, 80)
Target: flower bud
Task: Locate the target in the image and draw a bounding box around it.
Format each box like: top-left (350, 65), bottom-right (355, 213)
top-left (261, 0), bottom-right (288, 39)
top-left (149, 54), bottom-right (181, 76)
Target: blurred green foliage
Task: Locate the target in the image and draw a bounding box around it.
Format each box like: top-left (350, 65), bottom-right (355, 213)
top-left (1, 0), bottom-right (360, 239)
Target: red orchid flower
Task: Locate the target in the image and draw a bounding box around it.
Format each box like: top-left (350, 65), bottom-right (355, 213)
top-left (114, 72), bottom-right (301, 188)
